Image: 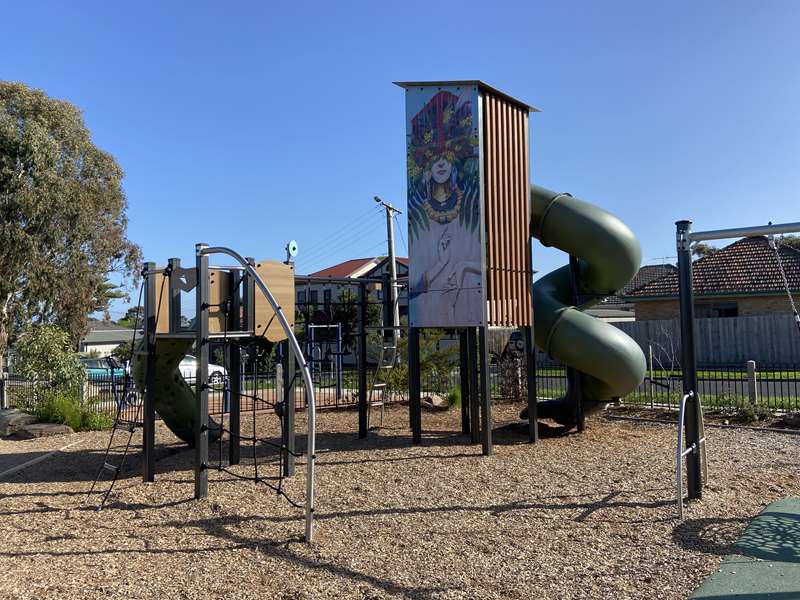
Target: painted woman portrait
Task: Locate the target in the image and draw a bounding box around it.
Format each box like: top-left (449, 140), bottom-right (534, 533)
top-left (406, 88), bottom-right (482, 326)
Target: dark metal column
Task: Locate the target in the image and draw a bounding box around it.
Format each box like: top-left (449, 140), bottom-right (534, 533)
top-left (283, 340), bottom-right (296, 476)
top-left (468, 328), bottom-right (480, 444)
top-left (459, 329), bottom-right (470, 435)
top-left (478, 326), bottom-right (492, 456)
top-left (167, 258), bottom-right (181, 333)
top-left (143, 262), bottom-right (157, 482)
top-left (409, 327), bottom-right (422, 444)
top-left (676, 220), bottom-right (702, 499)
top-left (523, 325), bottom-right (538, 443)
top-left (358, 282), bottom-right (368, 439)
top-left (567, 255), bottom-right (585, 433)
top-left (194, 244), bottom-right (209, 499)
top-left (228, 271), bottom-right (241, 466)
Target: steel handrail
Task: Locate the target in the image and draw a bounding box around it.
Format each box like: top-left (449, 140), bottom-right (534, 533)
top-left (201, 246), bottom-right (316, 543)
top-left (676, 391), bottom-right (707, 520)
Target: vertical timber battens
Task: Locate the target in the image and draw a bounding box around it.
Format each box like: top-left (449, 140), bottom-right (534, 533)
top-left (480, 87), bottom-right (532, 328)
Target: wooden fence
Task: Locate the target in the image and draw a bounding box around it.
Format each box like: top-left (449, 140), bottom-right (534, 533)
top-left (613, 314), bottom-right (800, 366)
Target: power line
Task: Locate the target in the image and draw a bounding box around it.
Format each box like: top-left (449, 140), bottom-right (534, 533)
top-left (296, 206), bottom-right (383, 262)
top-left (296, 216), bottom-right (384, 267)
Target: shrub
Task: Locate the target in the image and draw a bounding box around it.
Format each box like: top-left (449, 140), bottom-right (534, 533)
top-left (447, 387), bottom-right (461, 408)
top-left (81, 410), bottom-right (114, 431)
top-left (31, 387), bottom-right (114, 431)
top-left (13, 324), bottom-right (83, 387)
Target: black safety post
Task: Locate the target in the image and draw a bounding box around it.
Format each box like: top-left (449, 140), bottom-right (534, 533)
top-left (524, 325), bottom-right (538, 443)
top-left (358, 282), bottom-right (368, 439)
top-left (194, 244), bottom-right (209, 499)
top-left (228, 270), bottom-right (241, 466)
top-left (167, 258), bottom-right (181, 333)
top-left (283, 340), bottom-right (296, 476)
top-left (478, 326), bottom-right (492, 456)
top-left (143, 261), bottom-right (157, 482)
top-left (676, 220), bottom-right (702, 499)
top-left (244, 257), bottom-right (256, 332)
top-left (567, 255), bottom-right (585, 432)
top-left (459, 328), bottom-right (470, 435)
top-left (468, 328), bottom-right (480, 444)
top-left (409, 327), bottom-right (422, 444)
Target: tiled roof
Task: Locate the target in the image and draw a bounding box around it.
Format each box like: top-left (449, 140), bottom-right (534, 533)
top-left (308, 256), bottom-right (409, 279)
top-left (625, 236), bottom-right (800, 298)
top-left (602, 264), bottom-right (677, 305)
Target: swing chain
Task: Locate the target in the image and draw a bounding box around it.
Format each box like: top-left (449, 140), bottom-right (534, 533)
top-left (768, 233), bottom-right (800, 333)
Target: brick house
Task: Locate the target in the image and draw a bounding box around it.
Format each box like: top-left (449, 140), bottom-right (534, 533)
top-left (592, 264), bottom-right (677, 320)
top-left (625, 236), bottom-right (800, 320)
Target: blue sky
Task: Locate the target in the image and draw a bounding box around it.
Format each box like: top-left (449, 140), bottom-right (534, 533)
top-left (2, 1), bottom-right (799, 319)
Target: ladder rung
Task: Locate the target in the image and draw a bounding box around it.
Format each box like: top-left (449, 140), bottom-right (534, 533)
top-left (103, 462), bottom-right (120, 473)
top-left (380, 365), bottom-right (393, 369)
top-left (382, 346), bottom-right (396, 350)
top-left (372, 383), bottom-right (387, 388)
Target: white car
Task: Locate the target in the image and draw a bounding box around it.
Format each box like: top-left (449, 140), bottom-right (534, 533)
top-left (179, 355), bottom-right (227, 384)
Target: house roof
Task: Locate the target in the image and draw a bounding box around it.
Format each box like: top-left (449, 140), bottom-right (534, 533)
top-left (602, 264), bottom-right (678, 305)
top-left (81, 328), bottom-right (141, 344)
top-left (625, 236), bottom-right (800, 299)
top-left (307, 256), bottom-right (409, 279)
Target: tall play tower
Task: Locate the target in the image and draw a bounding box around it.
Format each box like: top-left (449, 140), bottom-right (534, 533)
top-left (396, 81), bottom-right (539, 454)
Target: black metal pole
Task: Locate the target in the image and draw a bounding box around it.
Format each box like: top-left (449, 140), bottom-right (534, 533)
top-left (409, 327), bottom-right (422, 444)
top-left (358, 283), bottom-right (368, 439)
top-left (478, 326), bottom-right (492, 456)
top-left (524, 325), bottom-right (538, 443)
top-left (143, 261), bottom-right (157, 482)
top-left (283, 340), bottom-right (296, 476)
top-left (676, 220), bottom-right (702, 499)
top-left (168, 258), bottom-right (181, 333)
top-left (194, 244), bottom-right (209, 499)
top-left (468, 327), bottom-right (480, 444)
top-left (228, 271), bottom-right (241, 466)
top-left (459, 328), bottom-right (470, 435)
top-left (567, 255), bottom-right (585, 432)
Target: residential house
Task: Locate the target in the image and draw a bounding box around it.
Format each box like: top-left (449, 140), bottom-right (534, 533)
top-left (624, 236), bottom-right (800, 320)
top-left (586, 264), bottom-right (678, 321)
top-left (79, 322), bottom-right (141, 356)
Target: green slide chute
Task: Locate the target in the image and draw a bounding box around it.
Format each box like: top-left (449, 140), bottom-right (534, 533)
top-left (528, 184), bottom-right (646, 426)
top-left (131, 337), bottom-right (221, 446)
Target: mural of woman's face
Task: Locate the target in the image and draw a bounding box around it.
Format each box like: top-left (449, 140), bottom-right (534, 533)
top-left (431, 156), bottom-right (453, 184)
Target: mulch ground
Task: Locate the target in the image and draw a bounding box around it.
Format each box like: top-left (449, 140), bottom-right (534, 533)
top-left (0, 402), bottom-right (798, 600)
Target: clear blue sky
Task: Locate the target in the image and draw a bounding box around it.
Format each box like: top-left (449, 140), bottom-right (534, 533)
top-left (2, 1), bottom-right (799, 319)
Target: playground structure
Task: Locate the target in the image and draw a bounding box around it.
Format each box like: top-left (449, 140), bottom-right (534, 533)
top-left (399, 81), bottom-right (646, 455)
top-left (91, 246), bottom-right (318, 542)
top-left (673, 218), bottom-right (800, 513)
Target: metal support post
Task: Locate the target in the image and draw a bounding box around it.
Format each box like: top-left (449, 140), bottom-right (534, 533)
top-left (243, 257), bottom-right (256, 331)
top-left (567, 255), bottom-right (585, 432)
top-left (409, 327), bottom-right (422, 443)
top-left (524, 325), bottom-right (538, 443)
top-left (143, 261), bottom-right (157, 482)
top-left (746, 360), bottom-right (758, 406)
top-left (167, 258), bottom-right (181, 333)
top-left (358, 283), bottom-right (369, 439)
top-left (468, 328), bottom-right (480, 444)
top-left (0, 372), bottom-right (8, 410)
top-left (478, 326), bottom-right (492, 456)
top-left (283, 340), bottom-right (296, 476)
top-left (676, 220), bottom-right (702, 500)
top-left (459, 329), bottom-right (470, 435)
top-left (194, 244), bottom-right (210, 499)
top-left (228, 271), bottom-right (241, 466)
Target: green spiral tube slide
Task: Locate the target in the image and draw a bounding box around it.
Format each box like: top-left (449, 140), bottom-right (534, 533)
top-left (527, 184), bottom-right (646, 426)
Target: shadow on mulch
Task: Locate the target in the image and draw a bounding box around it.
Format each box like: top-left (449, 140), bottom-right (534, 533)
top-left (672, 516), bottom-right (750, 556)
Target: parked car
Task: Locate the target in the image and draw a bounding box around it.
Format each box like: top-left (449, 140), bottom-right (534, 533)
top-left (80, 357), bottom-right (126, 379)
top-left (179, 355), bottom-right (227, 384)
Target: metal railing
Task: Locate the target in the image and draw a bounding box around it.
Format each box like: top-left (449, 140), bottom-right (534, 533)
top-left (675, 391), bottom-right (708, 520)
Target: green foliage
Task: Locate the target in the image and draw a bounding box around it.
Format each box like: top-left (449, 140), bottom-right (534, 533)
top-left (116, 306), bottom-right (144, 328)
top-left (692, 242), bottom-right (718, 258)
top-left (14, 324), bottom-right (83, 386)
top-left (111, 339), bottom-right (134, 363)
top-left (447, 387), bottom-right (461, 408)
top-left (0, 81), bottom-right (142, 369)
top-left (31, 386), bottom-right (113, 431)
top-left (735, 402), bottom-right (773, 423)
top-left (379, 328), bottom-right (457, 396)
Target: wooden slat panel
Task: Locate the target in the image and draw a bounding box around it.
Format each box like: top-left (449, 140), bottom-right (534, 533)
top-left (524, 109), bottom-right (532, 326)
top-left (254, 260), bottom-right (295, 342)
top-left (155, 272), bottom-right (171, 334)
top-left (208, 269), bottom-right (231, 334)
top-left (484, 95), bottom-right (495, 325)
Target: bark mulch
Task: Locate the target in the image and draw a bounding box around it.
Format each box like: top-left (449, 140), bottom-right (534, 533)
top-left (0, 402), bottom-right (798, 599)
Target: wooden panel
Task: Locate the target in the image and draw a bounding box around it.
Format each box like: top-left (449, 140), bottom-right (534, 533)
top-left (481, 89), bottom-right (532, 327)
top-left (155, 272), bottom-right (171, 334)
top-left (208, 269), bottom-right (231, 334)
top-left (254, 260), bottom-right (295, 342)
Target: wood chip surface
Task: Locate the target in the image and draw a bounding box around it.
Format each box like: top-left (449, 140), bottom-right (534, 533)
top-left (0, 402), bottom-right (798, 599)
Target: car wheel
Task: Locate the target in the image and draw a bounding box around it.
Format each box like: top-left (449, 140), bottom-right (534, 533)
top-left (209, 372), bottom-right (223, 385)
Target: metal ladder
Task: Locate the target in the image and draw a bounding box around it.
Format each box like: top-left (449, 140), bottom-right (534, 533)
top-left (87, 374), bottom-right (143, 509)
top-left (367, 336), bottom-right (397, 429)
top-left (676, 391), bottom-right (708, 519)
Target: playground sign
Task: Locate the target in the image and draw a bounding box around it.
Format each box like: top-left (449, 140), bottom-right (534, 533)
top-left (403, 84), bottom-right (484, 327)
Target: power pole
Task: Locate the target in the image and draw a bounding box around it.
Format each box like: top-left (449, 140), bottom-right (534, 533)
top-left (374, 196), bottom-right (402, 362)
